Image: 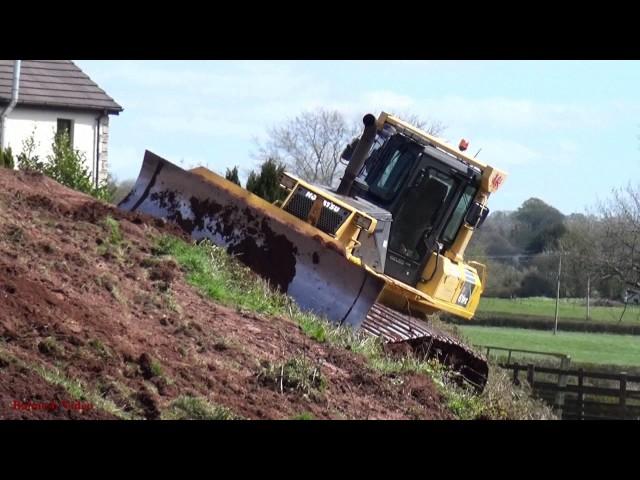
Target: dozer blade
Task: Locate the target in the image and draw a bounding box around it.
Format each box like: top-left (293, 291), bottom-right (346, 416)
top-left (119, 151), bottom-right (385, 327)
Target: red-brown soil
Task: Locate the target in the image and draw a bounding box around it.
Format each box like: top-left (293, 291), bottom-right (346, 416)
top-left (0, 169), bottom-right (452, 420)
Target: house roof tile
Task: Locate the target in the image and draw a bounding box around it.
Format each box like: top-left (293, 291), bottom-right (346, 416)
top-left (0, 60), bottom-right (123, 114)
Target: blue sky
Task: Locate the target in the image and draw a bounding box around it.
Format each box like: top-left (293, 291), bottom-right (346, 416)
top-left (76, 60), bottom-right (640, 214)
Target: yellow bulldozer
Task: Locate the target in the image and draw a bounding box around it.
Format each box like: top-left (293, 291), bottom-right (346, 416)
top-left (120, 112), bottom-right (507, 390)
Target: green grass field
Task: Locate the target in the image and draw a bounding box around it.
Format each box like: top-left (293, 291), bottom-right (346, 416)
top-left (459, 325), bottom-right (640, 367)
top-left (478, 297), bottom-right (640, 323)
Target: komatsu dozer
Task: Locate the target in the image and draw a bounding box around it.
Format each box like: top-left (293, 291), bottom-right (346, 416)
top-left (119, 112), bottom-right (507, 390)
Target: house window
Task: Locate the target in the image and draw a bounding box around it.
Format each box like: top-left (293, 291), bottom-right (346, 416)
top-left (56, 118), bottom-right (74, 146)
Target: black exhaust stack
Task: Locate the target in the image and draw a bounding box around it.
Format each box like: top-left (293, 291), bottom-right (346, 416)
top-left (336, 113), bottom-right (377, 196)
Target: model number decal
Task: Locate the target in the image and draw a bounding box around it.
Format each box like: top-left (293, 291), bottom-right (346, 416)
top-left (456, 282), bottom-right (475, 307)
top-left (389, 254), bottom-right (410, 267)
top-left (304, 191), bottom-right (341, 213)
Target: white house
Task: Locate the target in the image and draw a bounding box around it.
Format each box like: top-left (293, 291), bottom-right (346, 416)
top-left (0, 60), bottom-right (123, 184)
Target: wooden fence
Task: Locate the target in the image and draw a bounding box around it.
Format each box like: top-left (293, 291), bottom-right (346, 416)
top-left (479, 345), bottom-right (640, 420)
top-left (505, 363), bottom-right (640, 420)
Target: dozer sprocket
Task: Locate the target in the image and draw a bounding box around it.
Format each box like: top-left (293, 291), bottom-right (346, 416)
top-left (362, 303), bottom-right (489, 391)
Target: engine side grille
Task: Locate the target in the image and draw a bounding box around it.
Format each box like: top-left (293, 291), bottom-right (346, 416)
top-left (317, 208), bottom-right (347, 235)
top-left (284, 186), bottom-right (350, 236)
top-left (284, 188), bottom-right (313, 220)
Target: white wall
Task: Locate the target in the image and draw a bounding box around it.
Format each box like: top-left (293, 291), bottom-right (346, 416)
top-left (1, 106), bottom-right (102, 180)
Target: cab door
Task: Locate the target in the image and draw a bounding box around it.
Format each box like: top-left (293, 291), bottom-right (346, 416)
top-left (384, 153), bottom-right (463, 285)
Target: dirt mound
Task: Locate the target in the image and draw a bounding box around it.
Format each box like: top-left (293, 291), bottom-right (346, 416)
top-left (0, 169), bottom-right (452, 420)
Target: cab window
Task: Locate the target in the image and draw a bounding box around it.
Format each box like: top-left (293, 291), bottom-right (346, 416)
top-left (367, 148), bottom-right (417, 201)
top-left (442, 184), bottom-right (477, 246)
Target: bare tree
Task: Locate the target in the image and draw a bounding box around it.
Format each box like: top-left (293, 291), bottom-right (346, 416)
top-left (255, 109), bottom-right (358, 187)
top-left (595, 183), bottom-right (640, 292)
top-left (392, 111), bottom-right (447, 137)
top-left (558, 213), bottom-right (601, 297)
top-left (255, 108), bottom-right (447, 187)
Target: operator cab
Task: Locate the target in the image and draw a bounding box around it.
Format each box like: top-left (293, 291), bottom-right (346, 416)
top-left (346, 125), bottom-right (487, 286)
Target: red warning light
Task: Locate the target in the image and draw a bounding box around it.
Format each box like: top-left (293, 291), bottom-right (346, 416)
top-left (459, 139), bottom-right (469, 152)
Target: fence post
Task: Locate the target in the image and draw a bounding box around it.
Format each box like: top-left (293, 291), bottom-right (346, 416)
top-left (554, 356), bottom-right (570, 417)
top-left (620, 372), bottom-right (627, 420)
top-left (527, 363), bottom-right (535, 388)
top-left (577, 368), bottom-right (584, 421)
top-left (554, 255), bottom-right (562, 335)
top-left (586, 275), bottom-right (590, 321)
top-left (513, 363), bottom-right (520, 385)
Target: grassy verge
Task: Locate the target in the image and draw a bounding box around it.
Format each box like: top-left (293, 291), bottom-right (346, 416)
top-left (459, 325), bottom-right (640, 367)
top-left (154, 235), bottom-right (289, 315)
top-left (457, 312), bottom-right (640, 336)
top-left (156, 236), bottom-right (556, 420)
top-left (478, 297), bottom-right (640, 324)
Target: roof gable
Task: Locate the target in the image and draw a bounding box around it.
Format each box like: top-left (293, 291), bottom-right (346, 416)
top-left (0, 60), bottom-right (123, 114)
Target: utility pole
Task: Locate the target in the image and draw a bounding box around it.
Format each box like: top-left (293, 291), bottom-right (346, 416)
top-left (586, 275), bottom-right (591, 321)
top-left (554, 254), bottom-right (562, 335)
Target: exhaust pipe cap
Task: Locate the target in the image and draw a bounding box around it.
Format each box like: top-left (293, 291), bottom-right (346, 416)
top-left (363, 113), bottom-right (376, 127)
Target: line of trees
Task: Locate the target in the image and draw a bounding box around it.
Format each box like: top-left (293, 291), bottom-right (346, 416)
top-left (467, 190), bottom-right (640, 302)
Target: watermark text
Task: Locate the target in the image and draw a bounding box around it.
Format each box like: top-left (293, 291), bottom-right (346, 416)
top-left (12, 400), bottom-right (94, 412)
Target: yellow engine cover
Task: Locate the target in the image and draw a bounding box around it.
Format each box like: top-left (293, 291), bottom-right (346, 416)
top-left (375, 252), bottom-right (484, 320)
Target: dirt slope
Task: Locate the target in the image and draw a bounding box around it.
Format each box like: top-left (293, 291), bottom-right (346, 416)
top-left (0, 169), bottom-right (452, 420)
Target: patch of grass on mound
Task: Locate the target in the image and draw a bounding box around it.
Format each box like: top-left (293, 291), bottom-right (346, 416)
top-left (0, 347), bottom-right (136, 419)
top-left (155, 236), bottom-right (287, 315)
top-left (156, 236), bottom-right (556, 420)
top-left (258, 355), bottom-right (326, 396)
top-left (163, 395), bottom-right (241, 420)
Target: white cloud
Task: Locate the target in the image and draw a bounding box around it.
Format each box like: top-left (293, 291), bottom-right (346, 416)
top-left (82, 61), bottom-right (347, 142)
top-left (361, 90), bottom-right (415, 111)
top-left (470, 138), bottom-right (542, 166)
top-left (81, 61), bottom-right (635, 137)
top-left (108, 144), bottom-right (214, 180)
top-left (411, 96), bottom-right (611, 133)
top-left (558, 139), bottom-right (579, 154)
top-left (81, 60), bottom-right (326, 104)
top-left (87, 62), bottom-right (610, 145)
top-left (78, 61), bottom-right (638, 200)
top-left (466, 137), bottom-right (582, 169)
top-left (107, 145), bottom-right (143, 180)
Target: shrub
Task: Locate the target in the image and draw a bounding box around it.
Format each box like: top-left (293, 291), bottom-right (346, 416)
top-left (246, 158), bottom-right (287, 203)
top-left (0, 146), bottom-right (14, 168)
top-left (517, 270), bottom-right (555, 297)
top-left (17, 131), bottom-right (114, 201)
top-left (225, 166), bottom-right (241, 186)
top-left (16, 132), bottom-right (44, 172)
